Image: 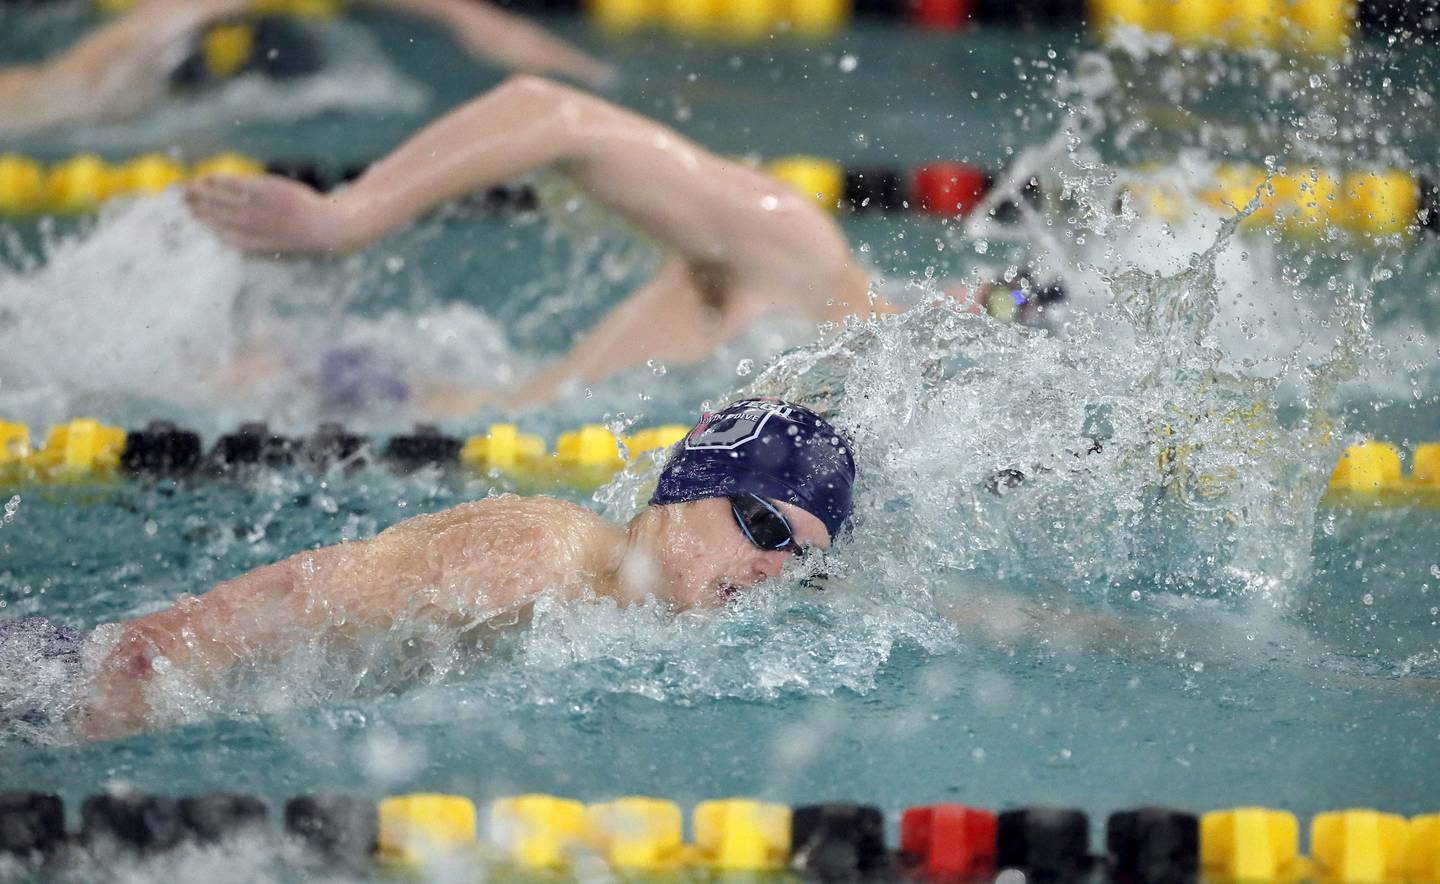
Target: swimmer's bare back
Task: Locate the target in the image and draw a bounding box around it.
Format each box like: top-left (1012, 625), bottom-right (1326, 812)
top-left (186, 75), bottom-right (872, 322)
top-left (79, 495), bottom-right (624, 740)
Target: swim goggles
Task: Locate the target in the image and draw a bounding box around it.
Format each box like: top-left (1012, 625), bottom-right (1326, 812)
top-left (728, 493), bottom-right (796, 553)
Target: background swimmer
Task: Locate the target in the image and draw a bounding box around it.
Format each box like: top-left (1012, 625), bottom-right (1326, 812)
top-left (0, 0), bottom-right (614, 137)
top-left (187, 75), bottom-right (900, 411)
top-left (189, 77), bottom-right (1072, 414)
top-left (2, 399), bottom-right (853, 741)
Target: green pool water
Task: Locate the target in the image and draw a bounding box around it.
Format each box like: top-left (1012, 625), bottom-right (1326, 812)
top-left (1, 7), bottom-right (1439, 870)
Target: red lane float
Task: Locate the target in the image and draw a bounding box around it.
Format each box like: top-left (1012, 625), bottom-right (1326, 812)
top-left (901, 804), bottom-right (998, 878)
top-left (914, 162), bottom-right (989, 217)
top-left (910, 0), bottom-right (975, 30)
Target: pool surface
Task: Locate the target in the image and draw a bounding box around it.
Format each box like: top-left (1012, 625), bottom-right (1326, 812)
top-left (2, 4), bottom-right (1439, 875)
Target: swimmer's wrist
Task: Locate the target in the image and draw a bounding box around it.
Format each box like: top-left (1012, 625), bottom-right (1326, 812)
top-left (315, 194), bottom-right (380, 254)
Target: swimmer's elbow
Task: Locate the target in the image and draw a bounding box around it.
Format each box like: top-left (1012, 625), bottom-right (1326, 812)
top-left (499, 72), bottom-right (564, 97)
top-left (490, 73), bottom-right (590, 118)
top-left (115, 639), bottom-right (157, 682)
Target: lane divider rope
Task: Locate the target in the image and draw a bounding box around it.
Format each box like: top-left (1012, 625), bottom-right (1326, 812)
top-left (1, 151), bottom-right (1435, 243)
top-left (0, 418), bottom-right (689, 492)
top-left (1, 792), bottom-right (1437, 882)
top-left (2, 417), bottom-right (1436, 504)
top-left (50, 0), bottom-right (1439, 51)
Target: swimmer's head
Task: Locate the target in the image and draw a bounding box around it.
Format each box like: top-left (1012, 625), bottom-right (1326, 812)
top-left (627, 399), bottom-right (856, 609)
top-left (968, 273), bottom-right (1066, 327)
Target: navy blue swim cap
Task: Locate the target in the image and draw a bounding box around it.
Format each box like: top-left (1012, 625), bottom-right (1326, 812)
top-left (650, 398), bottom-right (856, 539)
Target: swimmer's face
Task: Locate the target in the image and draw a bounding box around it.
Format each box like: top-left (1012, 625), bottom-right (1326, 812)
top-left (647, 497), bottom-right (831, 610)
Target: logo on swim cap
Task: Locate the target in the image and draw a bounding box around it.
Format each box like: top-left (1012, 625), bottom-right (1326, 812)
top-left (651, 398), bottom-right (856, 540)
top-left (684, 399), bottom-right (796, 451)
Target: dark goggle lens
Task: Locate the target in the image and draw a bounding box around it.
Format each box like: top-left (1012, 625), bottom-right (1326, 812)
top-left (730, 494), bottom-right (795, 552)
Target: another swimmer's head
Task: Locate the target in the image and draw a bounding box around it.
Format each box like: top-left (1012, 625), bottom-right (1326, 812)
top-left (628, 399), bottom-right (856, 610)
top-left (963, 272), bottom-right (1067, 327)
top-left (880, 270), bottom-right (1067, 329)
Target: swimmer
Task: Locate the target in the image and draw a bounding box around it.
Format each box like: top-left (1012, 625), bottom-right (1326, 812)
top-left (0, 0), bottom-right (614, 137)
top-left (1, 399), bottom-right (855, 741)
top-left (185, 75), bottom-right (883, 411)
top-left (187, 77), bottom-right (1070, 412)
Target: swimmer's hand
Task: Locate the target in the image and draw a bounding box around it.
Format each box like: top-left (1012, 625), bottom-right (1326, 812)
top-left (185, 174), bottom-right (363, 256)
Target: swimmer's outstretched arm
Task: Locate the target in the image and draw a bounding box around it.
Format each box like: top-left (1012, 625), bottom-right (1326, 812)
top-left (188, 75), bottom-right (624, 253)
top-left (187, 71), bottom-right (868, 294)
top-left (79, 497), bottom-right (612, 740)
top-left (187, 74), bottom-right (745, 256)
top-left (0, 0), bottom-right (251, 137)
top-left (367, 0), bottom-right (615, 88)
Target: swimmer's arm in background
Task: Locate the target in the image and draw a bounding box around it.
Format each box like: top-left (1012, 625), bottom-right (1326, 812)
top-left (415, 259), bottom-right (738, 415)
top-left (0, 0), bottom-right (252, 136)
top-left (362, 0), bottom-right (615, 89)
top-left (186, 75), bottom-right (609, 254)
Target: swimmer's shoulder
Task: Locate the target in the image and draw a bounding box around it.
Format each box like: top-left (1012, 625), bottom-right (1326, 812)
top-left (432, 494), bottom-right (605, 527)
top-left (411, 496), bottom-right (622, 602)
top-left (393, 494), bottom-right (614, 561)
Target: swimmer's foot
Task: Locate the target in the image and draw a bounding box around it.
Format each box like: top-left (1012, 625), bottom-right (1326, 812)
top-left (185, 174), bottom-right (359, 255)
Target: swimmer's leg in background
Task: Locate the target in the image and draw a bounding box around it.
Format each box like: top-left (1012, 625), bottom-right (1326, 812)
top-left (186, 75), bottom-right (666, 255)
top-left (0, 0), bottom-right (251, 137)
